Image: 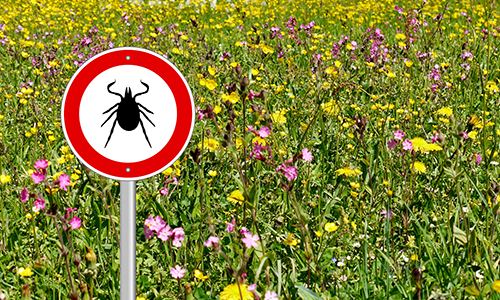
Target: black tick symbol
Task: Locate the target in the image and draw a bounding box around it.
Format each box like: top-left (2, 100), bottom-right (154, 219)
top-left (101, 80), bottom-right (155, 148)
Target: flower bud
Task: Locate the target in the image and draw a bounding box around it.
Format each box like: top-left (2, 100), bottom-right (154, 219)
top-left (85, 247), bottom-right (97, 270)
top-left (240, 76), bottom-right (249, 89)
top-left (21, 283), bottom-right (31, 300)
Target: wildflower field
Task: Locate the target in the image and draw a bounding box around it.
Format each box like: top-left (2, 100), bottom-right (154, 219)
top-left (1, 0), bottom-right (500, 298)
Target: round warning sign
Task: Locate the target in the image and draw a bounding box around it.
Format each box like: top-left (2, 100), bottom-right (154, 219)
top-left (61, 47), bottom-right (195, 181)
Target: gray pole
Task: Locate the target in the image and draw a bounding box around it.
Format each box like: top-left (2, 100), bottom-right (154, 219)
top-left (120, 181), bottom-right (136, 299)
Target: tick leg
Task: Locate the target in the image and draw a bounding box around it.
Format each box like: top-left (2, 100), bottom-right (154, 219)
top-left (104, 119), bottom-right (118, 148)
top-left (139, 119), bottom-right (152, 148)
top-left (101, 110), bottom-right (117, 127)
top-left (103, 103), bottom-right (119, 114)
top-left (138, 103), bottom-right (154, 114)
top-left (139, 109), bottom-right (156, 127)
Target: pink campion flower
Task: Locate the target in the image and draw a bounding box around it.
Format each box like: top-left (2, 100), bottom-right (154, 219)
top-left (66, 207), bottom-right (77, 213)
top-left (147, 216), bottom-right (166, 233)
top-left (34, 159), bottom-right (49, 170)
top-left (144, 225), bottom-right (154, 240)
top-left (160, 187), bottom-right (169, 196)
top-left (278, 165), bottom-right (298, 181)
top-left (242, 232), bottom-right (259, 249)
top-left (31, 170), bottom-right (45, 184)
top-left (431, 131), bottom-right (439, 143)
top-left (393, 130), bottom-right (405, 140)
top-left (473, 154), bottom-right (482, 164)
top-left (265, 291), bottom-right (279, 300)
top-left (170, 265), bottom-right (186, 279)
top-left (381, 210), bottom-right (392, 219)
top-left (302, 148), bottom-right (313, 162)
top-left (240, 227), bottom-right (249, 235)
top-left (158, 225), bottom-right (173, 242)
top-left (172, 227), bottom-right (185, 247)
top-left (33, 198), bottom-right (45, 211)
top-left (258, 126), bottom-right (271, 138)
top-left (247, 284), bottom-right (257, 292)
top-left (58, 174), bottom-right (71, 191)
top-left (204, 236), bottom-right (220, 247)
top-left (226, 217), bottom-right (235, 233)
top-left (402, 139), bottom-right (413, 151)
top-left (69, 217), bottom-right (81, 230)
top-left (21, 188), bottom-right (28, 203)
top-left (461, 132), bottom-right (469, 139)
top-left (387, 139), bottom-right (397, 150)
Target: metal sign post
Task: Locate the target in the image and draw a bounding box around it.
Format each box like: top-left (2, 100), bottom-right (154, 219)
top-left (61, 47), bottom-right (195, 298)
top-left (120, 181), bottom-right (136, 299)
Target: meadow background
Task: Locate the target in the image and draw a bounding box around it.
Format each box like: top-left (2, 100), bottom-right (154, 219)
top-left (0, 0), bottom-right (500, 299)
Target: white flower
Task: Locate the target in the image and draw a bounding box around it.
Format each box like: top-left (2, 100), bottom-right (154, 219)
top-left (353, 242), bottom-right (361, 248)
top-left (463, 207), bottom-right (469, 213)
top-left (402, 254), bottom-right (409, 263)
top-left (346, 255), bottom-right (351, 260)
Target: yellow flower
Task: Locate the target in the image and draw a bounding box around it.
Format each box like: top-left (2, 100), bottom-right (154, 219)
top-left (411, 254), bottom-right (418, 261)
top-left (162, 167), bottom-right (173, 176)
top-left (194, 269), bottom-right (210, 282)
top-left (468, 131), bottom-right (478, 139)
top-left (410, 137), bottom-right (442, 152)
top-left (334, 61), bottom-right (342, 68)
top-left (321, 100), bottom-right (339, 116)
top-left (0, 174), bottom-right (11, 184)
top-left (351, 221), bottom-right (357, 230)
top-left (227, 190), bottom-right (245, 205)
top-left (284, 234), bottom-right (298, 246)
top-left (137, 297), bottom-right (146, 300)
top-left (413, 161), bottom-right (427, 174)
top-left (396, 33), bottom-right (406, 40)
top-left (222, 92), bottom-right (239, 104)
top-left (405, 60), bottom-right (413, 67)
top-left (198, 138), bottom-right (220, 152)
top-left (261, 44), bottom-right (274, 54)
top-left (493, 280), bottom-right (500, 293)
top-left (18, 267), bottom-right (33, 277)
top-left (335, 166), bottom-right (358, 177)
top-left (208, 170), bottom-right (217, 177)
top-left (350, 191), bottom-right (359, 197)
top-left (205, 79), bottom-right (217, 91)
top-left (220, 283), bottom-right (254, 300)
top-left (251, 69), bottom-right (259, 76)
top-left (350, 182), bottom-right (360, 189)
top-left (324, 222), bottom-right (338, 232)
top-left (252, 136), bottom-right (267, 146)
top-left (314, 230), bottom-right (322, 237)
top-left (208, 66), bottom-right (216, 75)
top-left (213, 105), bottom-right (222, 114)
top-left (271, 112), bottom-right (287, 125)
top-left (437, 107), bottom-right (453, 117)
top-left (386, 71), bottom-right (396, 78)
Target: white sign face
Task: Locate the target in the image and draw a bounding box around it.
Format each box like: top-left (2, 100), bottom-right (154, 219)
top-left (79, 65), bottom-right (177, 163)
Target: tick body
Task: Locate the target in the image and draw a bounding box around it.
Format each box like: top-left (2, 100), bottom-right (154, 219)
top-left (101, 80), bottom-right (155, 148)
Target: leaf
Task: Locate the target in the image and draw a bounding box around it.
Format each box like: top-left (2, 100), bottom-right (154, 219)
top-left (296, 284), bottom-right (323, 300)
top-left (465, 286), bottom-right (480, 297)
top-left (454, 226), bottom-right (467, 245)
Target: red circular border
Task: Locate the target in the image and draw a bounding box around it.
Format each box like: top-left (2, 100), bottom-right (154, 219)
top-left (63, 49), bottom-right (194, 180)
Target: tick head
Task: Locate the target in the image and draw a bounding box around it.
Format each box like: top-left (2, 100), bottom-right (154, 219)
top-left (124, 87), bottom-right (133, 101)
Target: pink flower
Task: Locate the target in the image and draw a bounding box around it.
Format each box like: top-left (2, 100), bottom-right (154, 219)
top-left (170, 265), bottom-right (186, 279)
top-left (33, 198), bottom-right (45, 211)
top-left (278, 165), bottom-right (298, 181)
top-left (31, 171), bottom-right (45, 184)
top-left (265, 291), bottom-right (279, 300)
top-left (473, 154), bottom-right (482, 164)
top-left (431, 131), bottom-right (439, 143)
top-left (381, 210), bottom-right (392, 219)
top-left (393, 130), bottom-right (405, 140)
top-left (145, 215), bottom-right (166, 233)
top-left (387, 139), bottom-right (397, 150)
top-left (258, 126), bottom-right (271, 138)
top-left (34, 159), bottom-right (49, 170)
top-left (70, 217), bottom-right (81, 230)
top-left (66, 207), bottom-right (78, 213)
top-left (226, 217), bottom-right (235, 233)
top-left (144, 226), bottom-right (154, 240)
top-left (247, 284), bottom-right (257, 292)
top-left (58, 174), bottom-right (71, 191)
top-left (242, 232), bottom-right (259, 249)
top-left (204, 236), bottom-right (220, 247)
top-left (158, 225), bottom-right (173, 241)
top-left (302, 148), bottom-right (313, 162)
top-left (240, 227), bottom-right (249, 235)
top-left (172, 227), bottom-right (185, 247)
top-left (21, 188), bottom-right (28, 203)
top-left (461, 132), bottom-right (468, 139)
top-left (160, 187), bottom-right (169, 196)
top-left (402, 139), bottom-right (413, 151)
